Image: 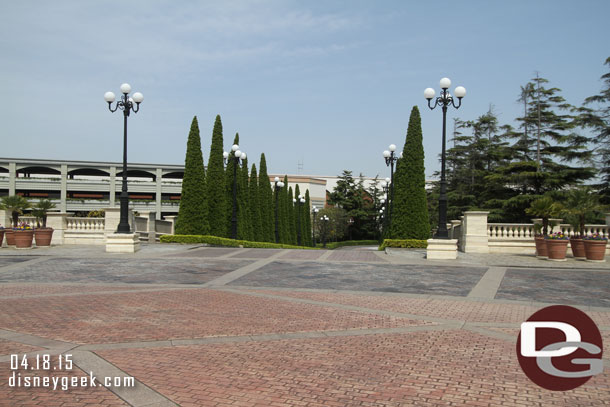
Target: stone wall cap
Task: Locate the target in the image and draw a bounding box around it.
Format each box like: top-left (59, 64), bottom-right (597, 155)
top-left (463, 211), bottom-right (490, 215)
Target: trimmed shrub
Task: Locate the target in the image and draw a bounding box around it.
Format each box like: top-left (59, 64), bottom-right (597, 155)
top-left (324, 240), bottom-right (380, 250)
top-left (160, 234), bottom-right (319, 249)
top-left (378, 239), bottom-right (428, 251)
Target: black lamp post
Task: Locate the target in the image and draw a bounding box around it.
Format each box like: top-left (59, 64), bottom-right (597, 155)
top-left (295, 194), bottom-right (306, 246)
top-left (382, 146), bottom-right (398, 237)
top-left (311, 206), bottom-right (319, 247)
top-left (320, 215), bottom-right (329, 248)
top-left (273, 177), bottom-right (284, 243)
top-left (424, 78), bottom-right (466, 239)
top-left (225, 144), bottom-right (246, 240)
top-left (104, 83), bottom-right (143, 234)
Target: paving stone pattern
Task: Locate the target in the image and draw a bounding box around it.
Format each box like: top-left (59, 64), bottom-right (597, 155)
top-left (231, 261), bottom-right (488, 296)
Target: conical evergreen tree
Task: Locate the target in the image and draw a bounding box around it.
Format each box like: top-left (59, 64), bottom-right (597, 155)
top-left (304, 190), bottom-right (313, 246)
top-left (287, 186), bottom-right (296, 245)
top-left (258, 154), bottom-right (274, 242)
top-left (175, 116), bottom-right (209, 235)
top-left (206, 115), bottom-right (227, 237)
top-left (226, 133), bottom-right (240, 238)
top-left (249, 164), bottom-right (263, 242)
top-left (391, 106), bottom-right (430, 239)
top-left (238, 157), bottom-right (253, 240)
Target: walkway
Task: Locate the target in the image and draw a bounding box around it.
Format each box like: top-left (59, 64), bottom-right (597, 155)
top-left (0, 245), bottom-right (608, 406)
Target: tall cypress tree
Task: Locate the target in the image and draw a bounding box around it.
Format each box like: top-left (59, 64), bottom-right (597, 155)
top-left (258, 154), bottom-right (274, 242)
top-left (206, 115), bottom-right (227, 237)
top-left (287, 186), bottom-right (296, 245)
top-left (249, 164), bottom-right (263, 242)
top-left (175, 116), bottom-right (209, 235)
top-left (304, 189), bottom-right (312, 246)
top-left (226, 133), bottom-right (240, 237)
top-left (294, 184), bottom-right (302, 245)
top-left (391, 106), bottom-right (430, 239)
top-left (238, 157), bottom-right (253, 240)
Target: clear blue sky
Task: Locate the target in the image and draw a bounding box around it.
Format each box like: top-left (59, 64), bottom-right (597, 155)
top-left (1, 1), bottom-right (608, 179)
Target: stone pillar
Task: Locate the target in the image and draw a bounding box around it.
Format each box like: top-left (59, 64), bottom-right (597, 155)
top-left (165, 215), bottom-right (178, 235)
top-left (426, 239), bottom-right (458, 260)
top-left (0, 209), bottom-right (11, 229)
top-left (146, 211), bottom-right (157, 242)
top-left (60, 164), bottom-right (68, 212)
top-left (109, 166), bottom-right (117, 207)
top-left (46, 213), bottom-right (68, 245)
top-left (462, 211), bottom-right (489, 253)
top-left (155, 168), bottom-right (163, 220)
top-left (449, 220), bottom-right (461, 240)
top-left (8, 162), bottom-right (16, 196)
top-left (104, 207), bottom-right (133, 236)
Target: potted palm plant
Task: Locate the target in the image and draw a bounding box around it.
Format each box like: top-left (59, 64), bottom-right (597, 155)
top-left (545, 231), bottom-right (570, 261)
top-left (526, 196), bottom-right (563, 258)
top-left (563, 187), bottom-right (604, 259)
top-left (13, 222), bottom-right (34, 248)
top-left (0, 195), bottom-right (30, 246)
top-left (32, 199), bottom-right (56, 246)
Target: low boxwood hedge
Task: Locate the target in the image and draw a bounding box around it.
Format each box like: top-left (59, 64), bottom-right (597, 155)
top-left (324, 240), bottom-right (380, 250)
top-left (378, 239), bottom-right (428, 251)
top-left (160, 234), bottom-right (318, 250)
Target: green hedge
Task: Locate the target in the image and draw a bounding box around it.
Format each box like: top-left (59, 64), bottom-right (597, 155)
top-left (324, 240), bottom-right (380, 250)
top-left (378, 239), bottom-right (428, 251)
top-left (160, 234), bottom-right (318, 249)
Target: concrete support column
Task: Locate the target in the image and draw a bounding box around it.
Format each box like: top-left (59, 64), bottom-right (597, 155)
top-left (462, 211), bottom-right (489, 253)
top-left (60, 164), bottom-right (68, 212)
top-left (155, 168), bottom-right (162, 220)
top-left (109, 166), bottom-right (116, 207)
top-left (140, 211), bottom-right (156, 242)
top-left (8, 162), bottom-right (16, 196)
top-left (46, 213), bottom-right (68, 245)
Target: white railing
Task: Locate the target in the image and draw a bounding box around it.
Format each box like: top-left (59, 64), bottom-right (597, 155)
top-left (488, 223), bottom-right (608, 240)
top-left (559, 224), bottom-right (608, 238)
top-left (66, 217), bottom-right (105, 231)
top-left (17, 216), bottom-right (38, 227)
top-left (488, 223), bottom-right (535, 240)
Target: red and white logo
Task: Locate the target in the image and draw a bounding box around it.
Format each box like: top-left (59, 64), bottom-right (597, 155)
top-left (516, 305), bottom-right (604, 391)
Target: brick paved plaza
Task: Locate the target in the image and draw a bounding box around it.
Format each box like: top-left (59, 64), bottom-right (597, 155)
top-left (0, 245), bottom-right (608, 406)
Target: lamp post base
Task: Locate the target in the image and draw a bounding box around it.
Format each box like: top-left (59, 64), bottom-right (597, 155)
top-left (426, 238), bottom-right (458, 260)
top-left (105, 233), bottom-right (141, 253)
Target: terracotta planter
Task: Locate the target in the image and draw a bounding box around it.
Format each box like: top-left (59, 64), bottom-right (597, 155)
top-left (5, 229), bottom-right (15, 245)
top-left (534, 236), bottom-right (548, 258)
top-left (570, 238), bottom-right (586, 259)
top-left (34, 228), bottom-right (54, 246)
top-left (0, 230), bottom-right (4, 247)
top-left (546, 239), bottom-right (568, 261)
top-left (584, 240), bottom-right (607, 262)
top-left (14, 230), bottom-right (34, 249)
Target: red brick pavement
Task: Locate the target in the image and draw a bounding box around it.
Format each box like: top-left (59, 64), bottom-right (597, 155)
top-left (0, 284), bottom-right (141, 298)
top-left (0, 289), bottom-right (430, 345)
top-left (0, 339), bottom-right (42, 356)
top-left (253, 290), bottom-right (610, 325)
top-left (98, 330), bottom-right (610, 407)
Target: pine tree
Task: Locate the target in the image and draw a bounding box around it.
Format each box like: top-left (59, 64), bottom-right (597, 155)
top-left (175, 116), bottom-right (209, 235)
top-left (391, 106), bottom-right (430, 239)
top-left (580, 57), bottom-right (610, 203)
top-left (249, 164), bottom-right (263, 242)
top-left (258, 154), bottom-right (274, 242)
top-left (206, 115), bottom-right (227, 237)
